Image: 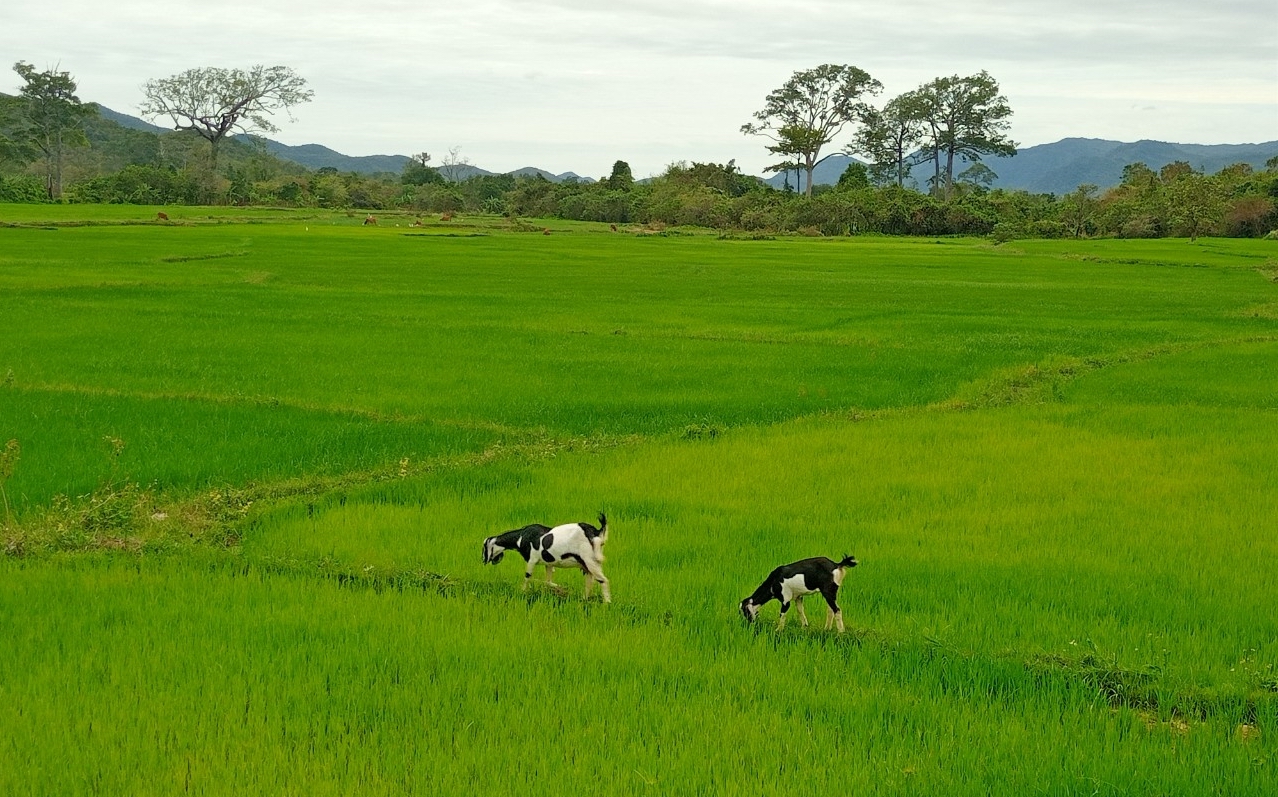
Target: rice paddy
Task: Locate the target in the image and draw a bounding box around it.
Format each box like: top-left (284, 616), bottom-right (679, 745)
top-left (1, 206), bottom-right (1275, 795)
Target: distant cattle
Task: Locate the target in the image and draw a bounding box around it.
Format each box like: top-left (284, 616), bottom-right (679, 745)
top-left (156, 212), bottom-right (169, 221)
top-left (363, 215), bottom-right (377, 226)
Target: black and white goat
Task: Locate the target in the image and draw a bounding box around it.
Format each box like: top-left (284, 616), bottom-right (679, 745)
top-left (740, 555), bottom-right (858, 632)
top-left (482, 523), bottom-right (552, 566)
top-left (482, 515), bottom-right (611, 602)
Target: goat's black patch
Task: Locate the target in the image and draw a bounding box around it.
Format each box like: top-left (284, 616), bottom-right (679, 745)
top-left (485, 524), bottom-right (550, 563)
top-left (562, 552), bottom-right (587, 571)
top-left (581, 512), bottom-right (607, 541)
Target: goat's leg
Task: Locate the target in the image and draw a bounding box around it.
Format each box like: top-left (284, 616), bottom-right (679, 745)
top-left (583, 562), bottom-right (610, 603)
top-left (544, 561), bottom-right (557, 588)
top-left (523, 558), bottom-right (536, 591)
top-left (777, 601), bottom-right (790, 630)
top-left (794, 597), bottom-right (809, 628)
top-left (582, 570), bottom-right (594, 599)
top-left (821, 586), bottom-right (845, 633)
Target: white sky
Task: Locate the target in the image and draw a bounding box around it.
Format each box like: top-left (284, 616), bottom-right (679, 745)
top-left (4, 0), bottom-right (1275, 178)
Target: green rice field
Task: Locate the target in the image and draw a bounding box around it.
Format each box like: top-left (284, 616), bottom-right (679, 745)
top-left (1, 204), bottom-right (1275, 795)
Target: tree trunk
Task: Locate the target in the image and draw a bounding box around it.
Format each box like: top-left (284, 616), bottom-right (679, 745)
top-left (932, 144), bottom-right (941, 196)
top-left (944, 148), bottom-right (955, 201)
top-left (54, 129), bottom-right (64, 199)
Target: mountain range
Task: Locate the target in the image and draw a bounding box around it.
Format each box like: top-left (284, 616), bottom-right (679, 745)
top-left (56, 105), bottom-right (1278, 196)
top-left (766, 138), bottom-right (1278, 195)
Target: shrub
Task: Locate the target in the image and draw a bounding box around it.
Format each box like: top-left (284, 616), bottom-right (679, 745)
top-left (0, 175), bottom-right (46, 203)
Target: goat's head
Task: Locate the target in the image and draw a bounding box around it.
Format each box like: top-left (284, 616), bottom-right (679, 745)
top-left (739, 597), bottom-right (761, 624)
top-left (482, 536), bottom-right (505, 565)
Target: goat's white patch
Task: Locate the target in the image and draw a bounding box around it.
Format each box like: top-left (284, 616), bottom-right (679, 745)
top-left (524, 520), bottom-right (611, 602)
top-left (779, 574), bottom-right (815, 603)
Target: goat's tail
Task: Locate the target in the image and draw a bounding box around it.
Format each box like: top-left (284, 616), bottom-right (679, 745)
top-left (593, 512), bottom-right (609, 557)
top-left (838, 553), bottom-right (858, 568)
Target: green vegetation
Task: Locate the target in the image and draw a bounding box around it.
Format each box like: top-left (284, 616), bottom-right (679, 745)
top-left (2, 58), bottom-right (1275, 238)
top-left (1, 205), bottom-right (1275, 794)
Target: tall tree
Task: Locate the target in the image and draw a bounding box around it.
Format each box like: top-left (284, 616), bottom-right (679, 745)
top-left (139, 65), bottom-right (312, 168)
top-left (1165, 169), bottom-right (1225, 241)
top-left (915, 71), bottom-right (1017, 199)
top-left (742, 64), bottom-right (881, 197)
top-left (606, 160), bottom-right (634, 191)
top-left (852, 91), bottom-right (928, 188)
top-left (12, 61), bottom-right (92, 199)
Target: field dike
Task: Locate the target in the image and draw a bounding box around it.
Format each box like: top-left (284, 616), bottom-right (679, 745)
top-left (6, 335), bottom-right (1275, 735)
top-left (936, 335), bottom-right (1277, 411)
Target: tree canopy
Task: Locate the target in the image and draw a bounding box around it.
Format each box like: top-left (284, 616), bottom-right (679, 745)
top-left (742, 64), bottom-right (881, 198)
top-left (852, 91), bottom-right (928, 188)
top-left (11, 61), bottom-right (92, 198)
top-left (140, 65), bottom-right (312, 167)
top-left (914, 71), bottom-right (1017, 198)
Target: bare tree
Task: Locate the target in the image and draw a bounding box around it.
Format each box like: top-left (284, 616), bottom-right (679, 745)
top-left (438, 146), bottom-right (473, 182)
top-left (140, 65), bottom-right (313, 168)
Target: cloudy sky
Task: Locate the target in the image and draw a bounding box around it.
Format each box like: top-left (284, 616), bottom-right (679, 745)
top-left (4, 0), bottom-right (1275, 178)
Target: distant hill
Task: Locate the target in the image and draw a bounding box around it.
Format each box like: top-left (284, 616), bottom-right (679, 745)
top-left (92, 104), bottom-right (168, 134)
top-left (93, 106), bottom-right (599, 181)
top-left (768, 138), bottom-right (1278, 195)
top-left (29, 104), bottom-right (1278, 193)
top-left (994, 138), bottom-right (1278, 194)
top-left (257, 141), bottom-right (410, 175)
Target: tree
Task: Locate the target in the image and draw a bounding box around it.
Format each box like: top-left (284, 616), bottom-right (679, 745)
top-left (401, 151), bottom-right (443, 186)
top-left (836, 162), bottom-right (870, 191)
top-left (140, 65), bottom-right (312, 168)
top-left (606, 160), bottom-right (634, 191)
top-left (852, 91), bottom-right (927, 188)
top-left (914, 71), bottom-right (1017, 199)
top-left (1165, 169), bottom-right (1225, 241)
top-left (742, 64), bottom-right (881, 198)
top-left (1059, 184), bottom-right (1099, 238)
top-left (12, 61), bottom-right (93, 199)
top-left (438, 146), bottom-right (473, 182)
top-left (956, 162), bottom-right (998, 191)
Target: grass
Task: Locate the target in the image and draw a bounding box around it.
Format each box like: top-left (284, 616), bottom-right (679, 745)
top-left (1, 204), bottom-right (1275, 794)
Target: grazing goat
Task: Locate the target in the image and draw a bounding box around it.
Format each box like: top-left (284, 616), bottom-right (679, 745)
top-left (363, 215), bottom-right (378, 226)
top-left (740, 555), bottom-right (857, 632)
top-left (483, 515), bottom-right (610, 601)
top-left (527, 514), bottom-right (610, 601)
top-left (482, 523), bottom-right (552, 566)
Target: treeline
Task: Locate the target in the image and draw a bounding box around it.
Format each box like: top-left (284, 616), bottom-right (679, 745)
top-left (4, 149), bottom-right (1276, 239)
top-left (2, 60), bottom-right (1275, 239)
